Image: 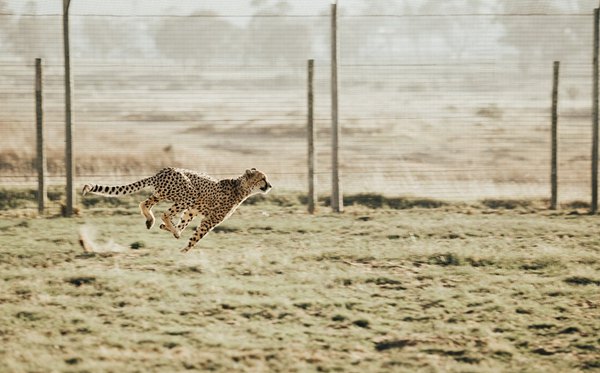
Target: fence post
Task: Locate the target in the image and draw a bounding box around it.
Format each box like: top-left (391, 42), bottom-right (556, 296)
top-left (307, 59), bottom-right (316, 214)
top-left (331, 0), bottom-right (343, 213)
top-left (550, 61), bottom-right (559, 210)
top-left (35, 58), bottom-right (47, 215)
top-left (592, 8), bottom-right (599, 214)
top-left (63, 0), bottom-right (75, 216)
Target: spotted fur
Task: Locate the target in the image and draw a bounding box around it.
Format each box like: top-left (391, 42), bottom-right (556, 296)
top-left (82, 167), bottom-right (272, 252)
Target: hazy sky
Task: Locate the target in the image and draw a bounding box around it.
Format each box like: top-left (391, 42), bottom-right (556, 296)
top-left (5, 0), bottom-right (593, 19)
top-left (5, 0), bottom-right (372, 27)
top-left (8, 0), bottom-right (364, 15)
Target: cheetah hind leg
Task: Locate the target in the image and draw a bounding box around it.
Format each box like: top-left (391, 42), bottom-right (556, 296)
top-left (159, 212), bottom-right (183, 239)
top-left (159, 202), bottom-right (186, 239)
top-left (139, 194), bottom-right (160, 230)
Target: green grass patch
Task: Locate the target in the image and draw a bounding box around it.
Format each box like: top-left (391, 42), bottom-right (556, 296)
top-left (564, 276), bottom-right (600, 286)
top-left (0, 187), bottom-right (38, 209)
top-left (0, 191), bottom-right (599, 372)
top-left (321, 193), bottom-right (446, 210)
top-left (480, 198), bottom-right (535, 210)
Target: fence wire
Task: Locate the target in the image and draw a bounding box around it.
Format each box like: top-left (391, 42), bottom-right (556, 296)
top-left (0, 0), bottom-right (597, 201)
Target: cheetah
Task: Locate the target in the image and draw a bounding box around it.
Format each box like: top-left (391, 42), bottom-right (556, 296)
top-left (82, 167), bottom-right (272, 253)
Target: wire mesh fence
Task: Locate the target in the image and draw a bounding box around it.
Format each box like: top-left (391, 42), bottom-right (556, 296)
top-left (0, 0), bottom-right (597, 202)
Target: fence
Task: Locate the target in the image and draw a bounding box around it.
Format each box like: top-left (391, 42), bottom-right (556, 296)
top-left (0, 0), bottom-right (598, 213)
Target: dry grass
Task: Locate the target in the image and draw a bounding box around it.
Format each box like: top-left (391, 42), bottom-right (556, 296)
top-left (0, 190), bottom-right (599, 372)
top-left (0, 66), bottom-right (591, 200)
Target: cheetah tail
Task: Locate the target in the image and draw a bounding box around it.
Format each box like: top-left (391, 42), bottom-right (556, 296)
top-left (82, 176), bottom-right (154, 197)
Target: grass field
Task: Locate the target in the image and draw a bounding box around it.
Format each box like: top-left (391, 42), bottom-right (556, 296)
top-left (0, 190), bottom-right (599, 372)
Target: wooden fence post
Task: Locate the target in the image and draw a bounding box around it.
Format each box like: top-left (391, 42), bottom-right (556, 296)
top-left (63, 0), bottom-right (75, 216)
top-left (307, 59), bottom-right (316, 214)
top-left (550, 61), bottom-right (559, 210)
top-left (35, 58), bottom-right (47, 215)
top-left (331, 0), bottom-right (343, 213)
top-left (592, 8), bottom-right (599, 214)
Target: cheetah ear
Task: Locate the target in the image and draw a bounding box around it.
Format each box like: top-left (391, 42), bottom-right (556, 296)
top-left (245, 169), bottom-right (253, 175)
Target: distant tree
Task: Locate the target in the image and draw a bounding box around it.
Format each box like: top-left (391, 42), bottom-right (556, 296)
top-left (79, 17), bottom-right (146, 59)
top-left (354, 0), bottom-right (491, 62)
top-left (242, 17), bottom-right (312, 65)
top-left (416, 0), bottom-right (488, 60)
top-left (251, 0), bottom-right (292, 15)
top-left (352, 0), bottom-right (418, 62)
top-left (151, 1), bottom-right (313, 65)
top-left (301, 0), bottom-right (491, 66)
top-left (495, 0), bottom-right (592, 68)
top-left (3, 1), bottom-right (62, 61)
top-left (0, 0), bottom-right (10, 51)
top-left (0, 0), bottom-right (8, 19)
top-left (153, 10), bottom-right (239, 64)
top-left (243, 0), bottom-right (312, 65)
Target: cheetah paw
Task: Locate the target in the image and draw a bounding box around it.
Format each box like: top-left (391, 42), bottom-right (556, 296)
top-left (159, 223), bottom-right (179, 238)
top-left (180, 246), bottom-right (191, 253)
top-left (146, 219), bottom-right (154, 230)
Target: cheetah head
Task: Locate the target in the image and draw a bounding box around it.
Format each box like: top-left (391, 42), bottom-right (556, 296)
top-left (243, 168), bottom-right (272, 194)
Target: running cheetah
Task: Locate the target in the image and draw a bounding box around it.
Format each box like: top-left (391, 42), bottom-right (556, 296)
top-left (82, 167), bottom-right (272, 252)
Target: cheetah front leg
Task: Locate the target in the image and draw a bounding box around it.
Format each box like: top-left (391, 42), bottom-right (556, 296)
top-left (180, 216), bottom-right (221, 253)
top-left (159, 202), bottom-right (187, 239)
top-left (139, 194), bottom-right (161, 229)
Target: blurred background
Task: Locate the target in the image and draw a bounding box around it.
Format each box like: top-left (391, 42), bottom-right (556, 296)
top-left (0, 0), bottom-right (596, 201)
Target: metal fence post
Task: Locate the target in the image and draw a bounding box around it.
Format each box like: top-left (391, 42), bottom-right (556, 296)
top-left (307, 59), bottom-right (316, 214)
top-left (63, 0), bottom-right (75, 216)
top-left (331, 0), bottom-right (343, 213)
top-left (550, 61), bottom-right (559, 210)
top-left (35, 58), bottom-right (47, 215)
top-left (592, 8), bottom-right (599, 214)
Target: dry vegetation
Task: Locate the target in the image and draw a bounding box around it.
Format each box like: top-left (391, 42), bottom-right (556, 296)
top-left (0, 189), bottom-right (599, 372)
top-left (0, 65), bottom-right (592, 200)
